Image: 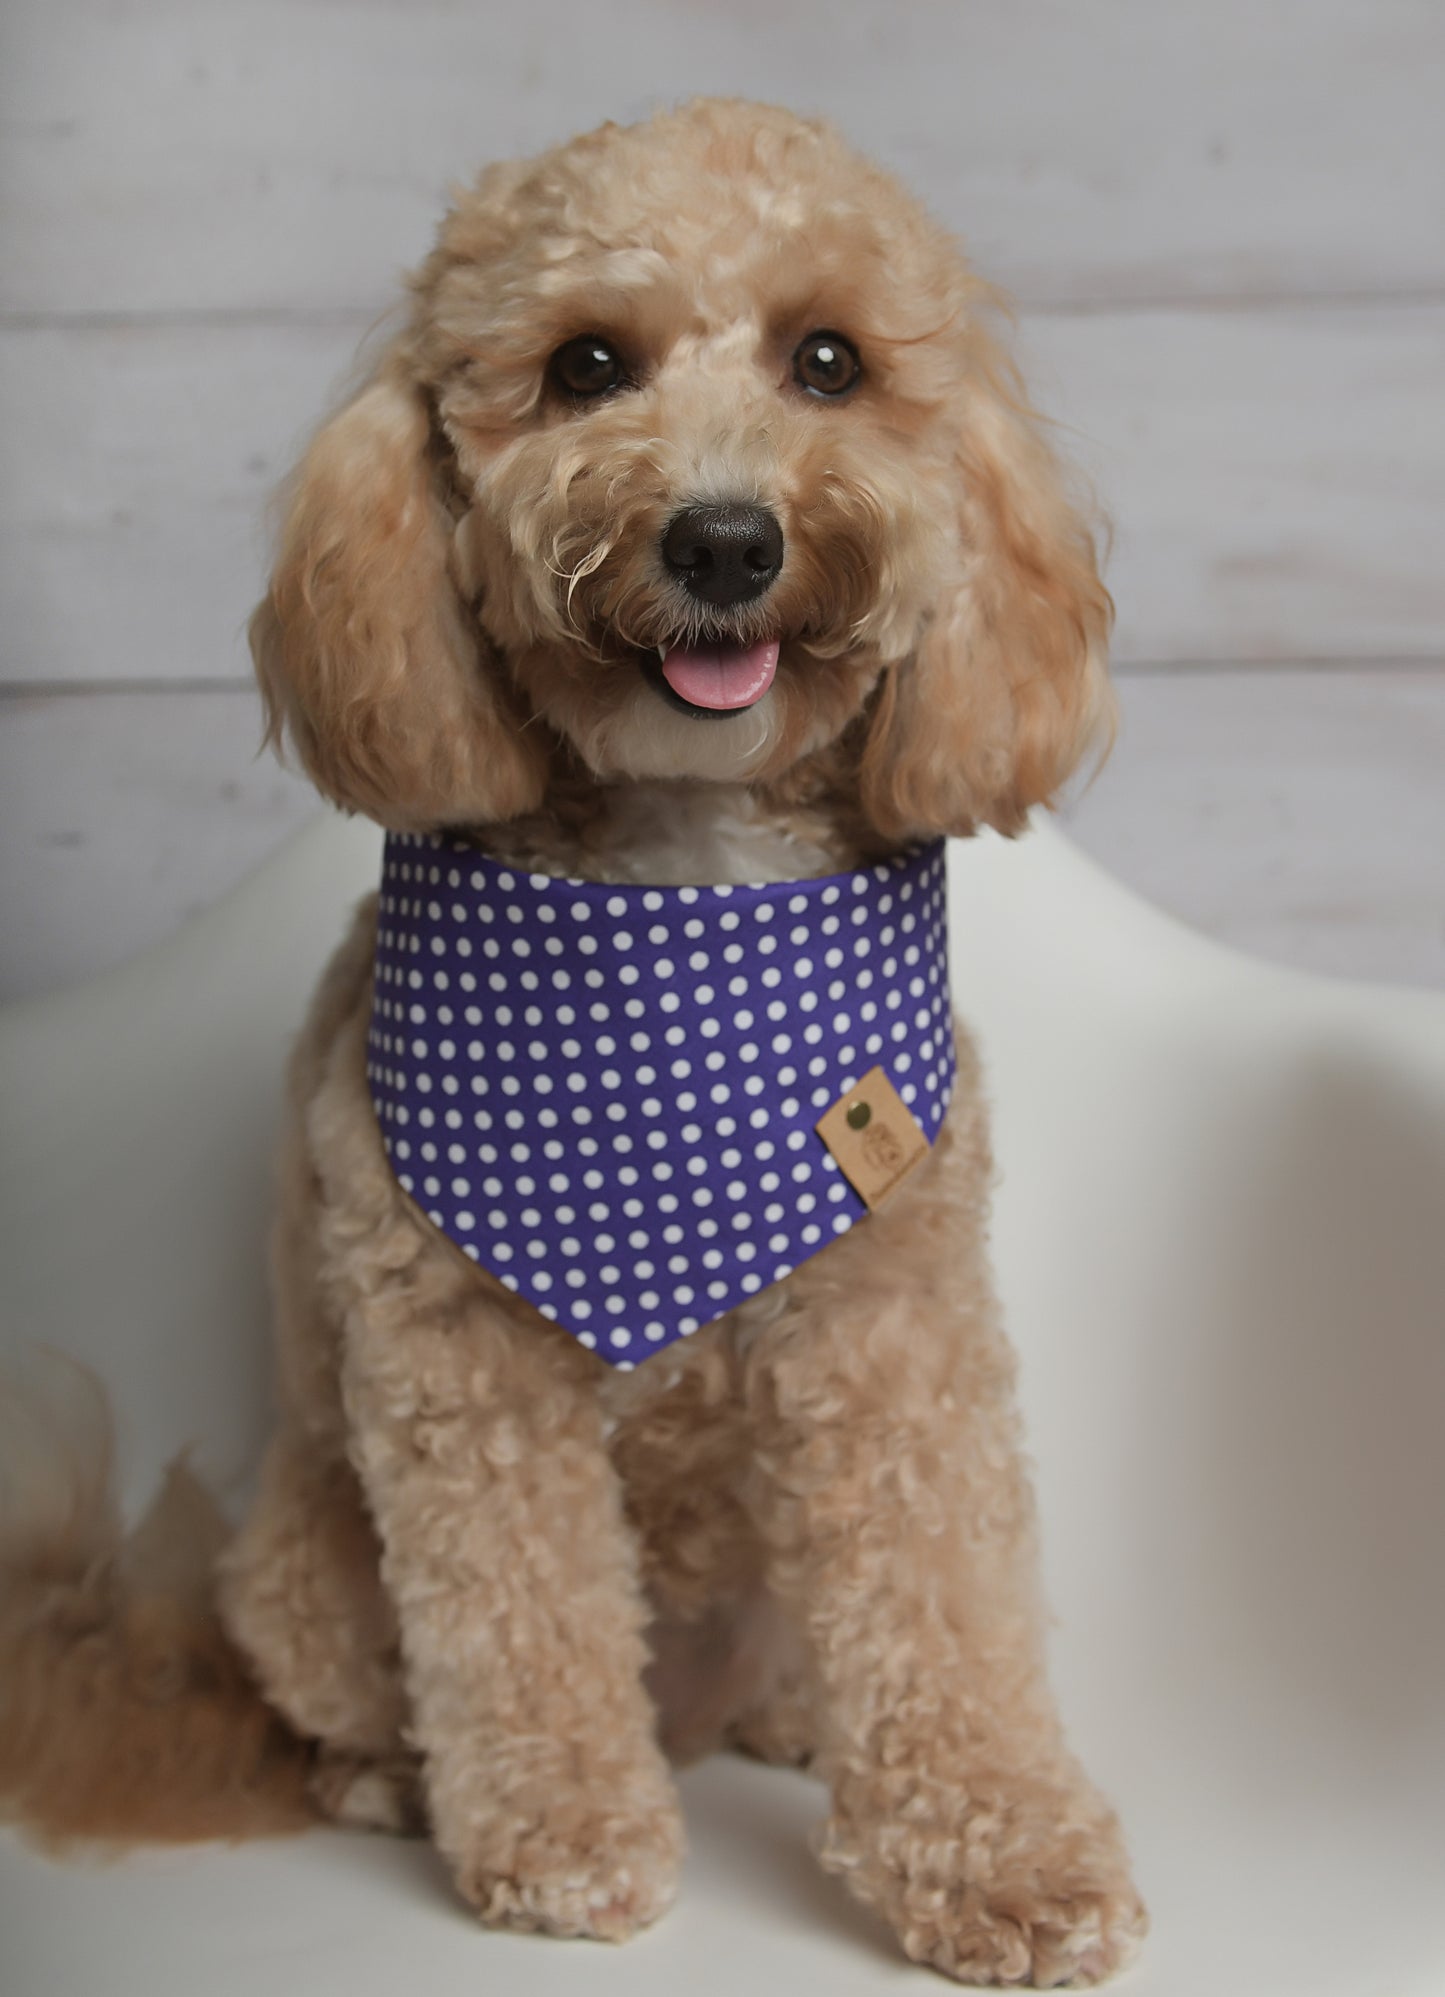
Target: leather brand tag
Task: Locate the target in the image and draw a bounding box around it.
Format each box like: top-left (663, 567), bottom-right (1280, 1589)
top-left (815, 1066), bottom-right (931, 1210)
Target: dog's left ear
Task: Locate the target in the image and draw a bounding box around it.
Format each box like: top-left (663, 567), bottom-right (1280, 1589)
top-left (858, 362), bottom-right (1114, 839)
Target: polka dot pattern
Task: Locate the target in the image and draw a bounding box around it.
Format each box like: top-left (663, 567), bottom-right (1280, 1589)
top-left (367, 833), bottom-right (956, 1369)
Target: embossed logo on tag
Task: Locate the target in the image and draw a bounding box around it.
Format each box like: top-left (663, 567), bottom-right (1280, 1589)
top-left (816, 1067), bottom-right (930, 1210)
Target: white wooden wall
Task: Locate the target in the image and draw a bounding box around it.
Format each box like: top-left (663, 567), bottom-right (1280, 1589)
top-left (2, 0), bottom-right (1442, 998)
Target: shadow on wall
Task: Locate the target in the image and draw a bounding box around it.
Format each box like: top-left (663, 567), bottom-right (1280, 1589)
top-left (1208, 1040), bottom-right (1445, 1766)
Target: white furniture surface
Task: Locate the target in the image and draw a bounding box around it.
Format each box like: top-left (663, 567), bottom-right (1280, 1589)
top-left (2, 815), bottom-right (1443, 1997)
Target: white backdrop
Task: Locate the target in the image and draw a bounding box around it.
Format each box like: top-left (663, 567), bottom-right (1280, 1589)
top-left (2, 0), bottom-right (1443, 995)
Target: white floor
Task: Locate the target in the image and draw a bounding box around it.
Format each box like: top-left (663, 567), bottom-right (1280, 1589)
top-left (3, 816), bottom-right (1444, 1997)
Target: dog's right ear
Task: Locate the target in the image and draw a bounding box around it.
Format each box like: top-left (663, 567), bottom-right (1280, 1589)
top-left (250, 360), bottom-right (548, 826)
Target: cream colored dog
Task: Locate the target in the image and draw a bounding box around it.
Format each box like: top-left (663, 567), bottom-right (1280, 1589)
top-left (2, 99), bottom-right (1145, 1988)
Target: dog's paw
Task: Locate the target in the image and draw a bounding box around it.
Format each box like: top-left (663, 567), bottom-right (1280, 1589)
top-left (820, 1772), bottom-right (1147, 1987)
top-left (310, 1747), bottom-right (427, 1836)
top-left (448, 1766), bottom-right (685, 1943)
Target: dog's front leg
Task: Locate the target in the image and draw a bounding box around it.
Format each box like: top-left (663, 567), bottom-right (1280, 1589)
top-left (740, 1109), bottom-right (1146, 1986)
top-left (338, 1255), bottom-right (683, 1942)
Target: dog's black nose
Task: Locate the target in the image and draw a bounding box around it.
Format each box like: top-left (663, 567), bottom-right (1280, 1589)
top-left (661, 503), bottom-right (784, 607)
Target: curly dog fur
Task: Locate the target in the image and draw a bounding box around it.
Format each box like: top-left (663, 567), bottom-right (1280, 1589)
top-left (2, 100), bottom-right (1146, 1986)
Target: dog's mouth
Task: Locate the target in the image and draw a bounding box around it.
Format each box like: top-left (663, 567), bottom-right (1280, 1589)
top-left (640, 637), bottom-right (781, 718)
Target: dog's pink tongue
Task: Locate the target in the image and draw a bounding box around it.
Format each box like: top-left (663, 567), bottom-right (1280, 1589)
top-left (660, 638), bottom-right (780, 710)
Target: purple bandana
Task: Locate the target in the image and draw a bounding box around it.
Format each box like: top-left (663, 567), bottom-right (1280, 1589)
top-left (366, 833), bottom-right (955, 1368)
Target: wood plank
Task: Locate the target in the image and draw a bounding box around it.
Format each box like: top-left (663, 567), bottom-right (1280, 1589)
top-left (0, 319), bottom-right (364, 687)
top-left (3, 670), bottom-right (1441, 1001)
top-left (0, 689), bottom-right (320, 1001)
top-left (1, 0), bottom-right (1442, 317)
top-left (4, 306), bottom-right (1442, 686)
top-left (1061, 667), bottom-right (1445, 991)
top-left (1020, 306), bottom-right (1445, 667)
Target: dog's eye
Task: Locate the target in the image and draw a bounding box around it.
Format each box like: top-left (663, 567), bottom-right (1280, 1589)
top-left (550, 335), bottom-right (627, 400)
top-left (793, 330), bottom-right (861, 397)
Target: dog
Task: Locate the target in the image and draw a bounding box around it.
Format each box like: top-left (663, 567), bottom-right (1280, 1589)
top-left (1, 99), bottom-right (1145, 1987)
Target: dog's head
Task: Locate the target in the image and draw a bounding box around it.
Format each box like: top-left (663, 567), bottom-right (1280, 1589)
top-left (252, 99), bottom-right (1112, 840)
